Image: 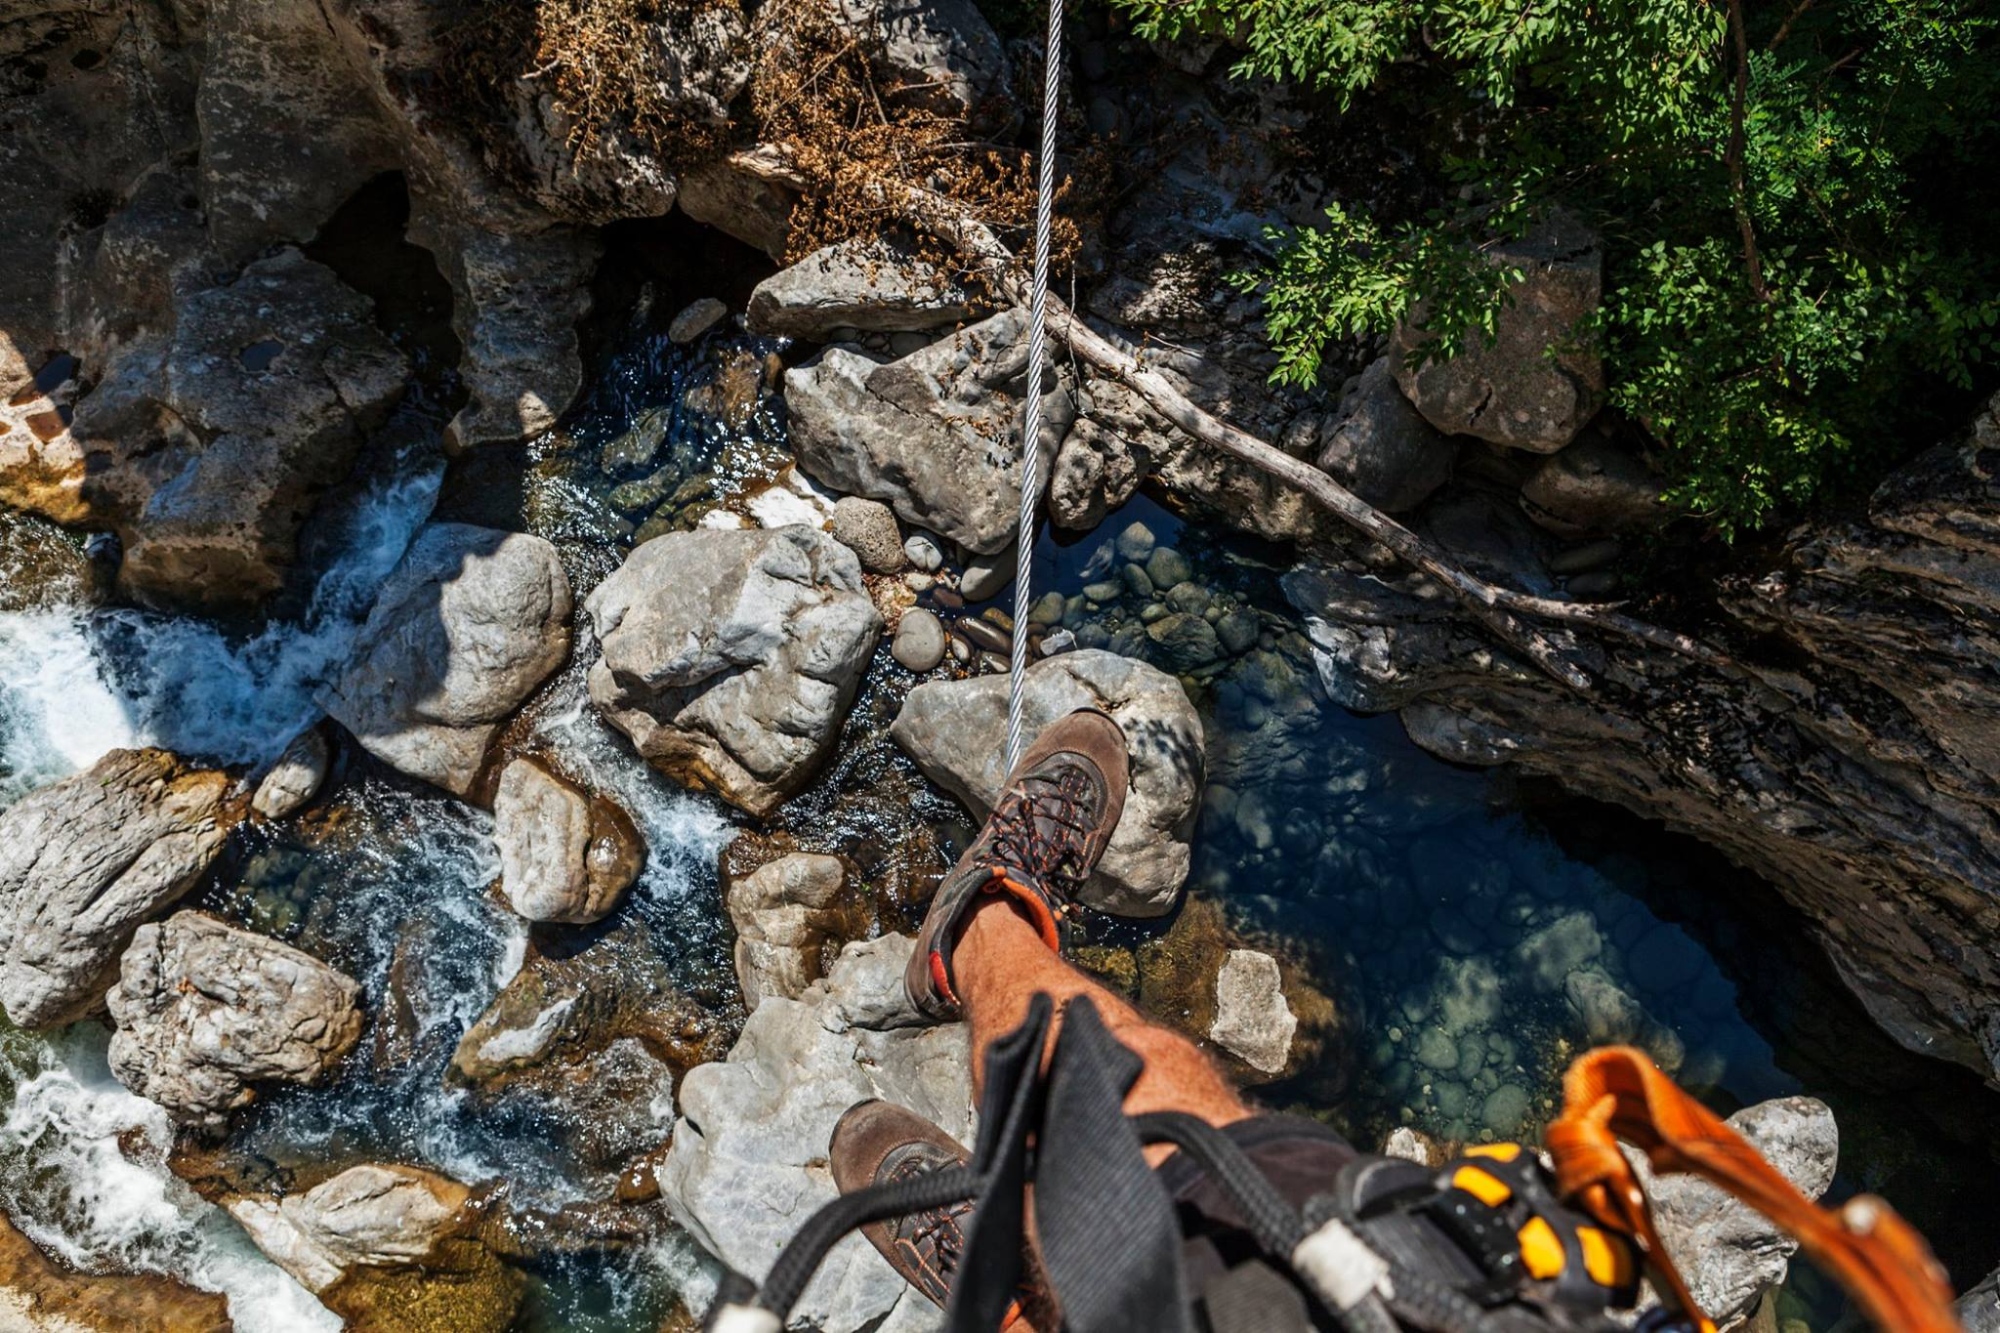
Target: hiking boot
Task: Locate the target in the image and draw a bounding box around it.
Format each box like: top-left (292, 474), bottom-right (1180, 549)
top-left (830, 1100), bottom-right (976, 1311)
top-left (906, 708), bottom-right (1129, 1021)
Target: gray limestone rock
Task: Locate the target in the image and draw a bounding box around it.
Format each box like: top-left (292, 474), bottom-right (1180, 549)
top-left (748, 239), bottom-right (975, 340)
top-left (106, 912), bottom-right (363, 1133)
top-left (726, 852), bottom-right (848, 1008)
top-left (660, 935), bottom-right (971, 1333)
top-left (493, 758), bottom-right (646, 925)
top-left (321, 523), bottom-right (573, 798)
top-left (1209, 949), bottom-right (1297, 1075)
top-left (784, 310), bottom-right (1074, 555)
top-left (1316, 357), bottom-right (1458, 513)
top-left (830, 0), bottom-right (1013, 131)
top-left (1637, 1097), bottom-right (1838, 1328)
top-left (891, 607), bottom-right (949, 673)
top-left (251, 726), bottom-right (331, 821)
top-left (1392, 211), bottom-right (1604, 453)
top-left (0, 749), bottom-right (235, 1030)
top-left (228, 1163), bottom-right (474, 1294)
top-left (890, 650), bottom-right (1204, 915)
top-left (586, 526), bottom-right (883, 817)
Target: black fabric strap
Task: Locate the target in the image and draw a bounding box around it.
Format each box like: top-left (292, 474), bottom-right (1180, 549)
top-left (1034, 998), bottom-right (1194, 1333)
top-left (946, 992), bottom-right (1055, 1329)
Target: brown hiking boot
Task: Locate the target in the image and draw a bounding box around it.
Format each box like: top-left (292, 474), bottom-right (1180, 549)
top-left (906, 708), bottom-right (1129, 1021)
top-left (831, 1100), bottom-right (1039, 1326)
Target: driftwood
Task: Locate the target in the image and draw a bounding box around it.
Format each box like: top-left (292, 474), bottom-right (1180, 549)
top-left (903, 191), bottom-right (1732, 691)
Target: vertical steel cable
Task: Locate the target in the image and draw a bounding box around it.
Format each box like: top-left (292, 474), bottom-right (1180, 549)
top-left (1005, 0), bottom-right (1064, 772)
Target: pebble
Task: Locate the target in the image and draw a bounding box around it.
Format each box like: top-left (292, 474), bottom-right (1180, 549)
top-left (1139, 603), bottom-right (1170, 624)
top-left (1146, 546), bottom-right (1193, 589)
top-left (1215, 610), bottom-right (1259, 654)
top-left (1082, 580), bottom-right (1123, 603)
top-left (903, 533), bottom-right (946, 572)
top-left (949, 635), bottom-right (973, 664)
top-left (891, 608), bottom-right (948, 672)
top-left (1165, 582), bottom-right (1210, 617)
top-left (831, 496), bottom-right (908, 573)
top-left (668, 297), bottom-right (729, 343)
top-left (1567, 570), bottom-right (1620, 599)
top-left (1121, 563), bottom-right (1155, 599)
top-left (956, 616), bottom-right (1010, 654)
top-left (888, 331), bottom-right (934, 357)
top-left (904, 572), bottom-right (935, 593)
top-left (932, 586), bottom-right (964, 610)
top-left (1039, 628), bottom-right (1078, 656)
top-left (982, 608), bottom-right (1013, 632)
top-left (1115, 521), bottom-right (1157, 562)
top-left (1027, 591), bottom-right (1066, 627)
top-left (980, 651), bottom-right (1009, 674)
top-left (960, 552), bottom-right (1012, 602)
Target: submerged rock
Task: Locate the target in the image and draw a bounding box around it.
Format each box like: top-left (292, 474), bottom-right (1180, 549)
top-left (107, 912), bottom-right (363, 1134)
top-left (0, 1211), bottom-right (231, 1333)
top-left (1392, 211), bottom-right (1604, 453)
top-left (252, 726), bottom-right (332, 820)
top-left (1638, 1097), bottom-right (1838, 1327)
top-left (0, 749), bottom-right (235, 1029)
top-left (586, 526), bottom-right (883, 817)
top-left (890, 650), bottom-right (1205, 915)
top-left (785, 309), bottom-right (1074, 555)
top-left (748, 238), bottom-right (975, 339)
top-left (229, 1163), bottom-right (523, 1333)
top-left (492, 757), bottom-right (646, 924)
top-left (891, 606), bottom-right (949, 672)
top-left (726, 851), bottom-right (850, 1008)
top-left (321, 523), bottom-right (572, 799)
top-left (660, 935), bottom-right (972, 1333)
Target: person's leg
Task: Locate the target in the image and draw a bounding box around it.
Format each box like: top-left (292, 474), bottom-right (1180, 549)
top-left (954, 894), bottom-right (1248, 1156)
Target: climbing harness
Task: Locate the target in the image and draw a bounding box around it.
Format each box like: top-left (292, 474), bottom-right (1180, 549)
top-left (1004, 0), bottom-right (1065, 771)
top-left (703, 997), bottom-right (1963, 1333)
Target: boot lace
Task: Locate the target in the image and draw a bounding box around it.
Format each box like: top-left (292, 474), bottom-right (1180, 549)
top-left (988, 766), bottom-right (1097, 891)
top-left (887, 1155), bottom-right (968, 1271)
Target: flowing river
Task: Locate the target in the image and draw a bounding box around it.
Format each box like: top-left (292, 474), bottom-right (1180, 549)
top-left (2, 269), bottom-right (1997, 1330)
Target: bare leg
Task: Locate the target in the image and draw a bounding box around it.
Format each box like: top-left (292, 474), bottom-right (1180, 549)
top-left (955, 896), bottom-right (1248, 1161)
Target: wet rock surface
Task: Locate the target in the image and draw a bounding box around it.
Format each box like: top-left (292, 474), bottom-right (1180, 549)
top-left (107, 912), bottom-right (364, 1134)
top-left (660, 935), bottom-right (971, 1333)
top-left (586, 525), bottom-right (884, 817)
top-left (252, 727), bottom-right (332, 821)
top-left (1288, 397), bottom-right (2000, 1079)
top-left (321, 523), bottom-right (573, 798)
top-left (0, 1212), bottom-right (231, 1333)
top-left (891, 649), bottom-right (1205, 915)
top-left (492, 757), bottom-right (646, 924)
top-left (0, 749), bottom-right (235, 1030)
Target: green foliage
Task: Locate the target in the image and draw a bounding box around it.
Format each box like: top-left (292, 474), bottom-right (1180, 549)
top-left (1115, 0), bottom-right (2000, 535)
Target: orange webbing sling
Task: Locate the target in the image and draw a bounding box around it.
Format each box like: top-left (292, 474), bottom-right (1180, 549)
top-left (1544, 1046), bottom-right (1961, 1333)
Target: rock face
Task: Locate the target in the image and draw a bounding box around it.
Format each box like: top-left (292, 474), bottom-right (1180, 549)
top-left (75, 249), bottom-right (409, 607)
top-left (1316, 358), bottom-right (1457, 513)
top-left (1285, 396), bottom-right (2000, 1080)
top-left (830, 0), bottom-right (1012, 129)
top-left (321, 523), bottom-right (572, 798)
top-left (492, 758), bottom-right (646, 924)
top-left (785, 309), bottom-right (1074, 555)
top-left (891, 650), bottom-right (1205, 915)
top-left (106, 912), bottom-right (363, 1132)
top-left (748, 239), bottom-right (975, 339)
top-left (660, 935), bottom-right (972, 1333)
top-left (0, 749), bottom-right (234, 1029)
top-left (228, 1163), bottom-right (472, 1295)
top-left (1392, 211), bottom-right (1604, 453)
top-left (1638, 1097), bottom-right (1838, 1327)
top-left (726, 852), bottom-right (849, 1008)
top-left (586, 526), bottom-right (883, 817)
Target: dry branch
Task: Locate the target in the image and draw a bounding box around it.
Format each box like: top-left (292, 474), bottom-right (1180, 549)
top-left (898, 187), bottom-right (1735, 691)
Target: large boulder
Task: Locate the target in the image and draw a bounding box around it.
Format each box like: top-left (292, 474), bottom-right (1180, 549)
top-left (1315, 357), bottom-right (1457, 513)
top-left (320, 523), bottom-right (573, 798)
top-left (0, 749), bottom-right (235, 1029)
top-left (585, 526), bottom-right (883, 817)
top-left (890, 650), bottom-right (1204, 915)
top-left (1518, 433), bottom-right (1670, 536)
top-left (660, 935), bottom-right (972, 1332)
top-left (748, 239), bottom-right (974, 340)
top-left (1636, 1097), bottom-right (1838, 1327)
top-left (784, 309), bottom-right (1074, 555)
top-left (106, 912), bottom-right (364, 1133)
top-left (1392, 210), bottom-right (1604, 454)
top-left (228, 1162), bottom-right (524, 1333)
top-left (72, 248), bottom-right (409, 608)
top-left (492, 757), bottom-right (646, 924)
top-left (726, 851), bottom-right (851, 1008)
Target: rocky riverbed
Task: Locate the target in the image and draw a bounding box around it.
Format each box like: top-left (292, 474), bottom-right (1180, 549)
top-left (5, 0), bottom-right (2000, 1328)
